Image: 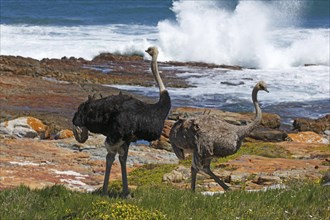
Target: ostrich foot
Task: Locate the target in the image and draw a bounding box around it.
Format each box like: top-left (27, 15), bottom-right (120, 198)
top-left (120, 191), bottom-right (133, 199)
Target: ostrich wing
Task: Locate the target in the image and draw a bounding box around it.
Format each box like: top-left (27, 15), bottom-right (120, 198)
top-left (170, 115), bottom-right (241, 158)
top-left (84, 93), bottom-right (167, 143)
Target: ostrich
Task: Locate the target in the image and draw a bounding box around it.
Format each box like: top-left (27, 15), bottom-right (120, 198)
top-left (169, 81), bottom-right (269, 191)
top-left (72, 47), bottom-right (171, 197)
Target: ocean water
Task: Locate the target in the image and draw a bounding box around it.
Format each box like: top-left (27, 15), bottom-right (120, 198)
top-left (1, 0), bottom-right (329, 124)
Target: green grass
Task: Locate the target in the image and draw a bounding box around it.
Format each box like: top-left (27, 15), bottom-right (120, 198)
top-left (0, 182), bottom-right (329, 220)
top-left (128, 164), bottom-right (177, 186)
top-left (1, 143), bottom-right (328, 219)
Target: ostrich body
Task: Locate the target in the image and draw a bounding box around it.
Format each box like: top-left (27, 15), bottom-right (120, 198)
top-left (169, 81), bottom-right (269, 191)
top-left (72, 47), bottom-right (171, 197)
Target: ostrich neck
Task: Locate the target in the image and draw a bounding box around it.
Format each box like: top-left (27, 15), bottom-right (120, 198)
top-left (242, 87), bottom-right (262, 137)
top-left (151, 55), bottom-right (166, 93)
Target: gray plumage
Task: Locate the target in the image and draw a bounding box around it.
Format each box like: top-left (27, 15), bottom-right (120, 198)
top-left (169, 81), bottom-right (269, 191)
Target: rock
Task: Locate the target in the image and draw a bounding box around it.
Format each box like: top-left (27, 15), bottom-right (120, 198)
top-left (220, 81), bottom-right (245, 86)
top-left (287, 131), bottom-right (329, 144)
top-left (150, 137), bottom-right (172, 151)
top-left (242, 112), bottom-right (281, 129)
top-left (249, 127), bottom-right (288, 142)
top-left (228, 172), bottom-right (250, 183)
top-left (13, 127), bottom-right (38, 139)
top-left (162, 166), bottom-right (190, 183)
top-left (273, 170), bottom-right (308, 179)
top-left (55, 129), bottom-right (74, 140)
top-left (92, 52), bottom-right (144, 62)
top-left (150, 120), bottom-right (174, 151)
top-left (0, 56), bottom-right (41, 76)
top-left (26, 117), bottom-right (48, 135)
top-left (163, 170), bottom-right (185, 183)
top-left (293, 115), bottom-right (330, 134)
top-left (0, 117), bottom-right (48, 138)
top-left (252, 175), bottom-right (282, 185)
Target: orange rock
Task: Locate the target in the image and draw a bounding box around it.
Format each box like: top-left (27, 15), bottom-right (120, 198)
top-left (162, 120), bottom-right (175, 138)
top-left (27, 117), bottom-right (48, 133)
top-left (55, 129), bottom-right (74, 139)
top-left (288, 131), bottom-right (329, 144)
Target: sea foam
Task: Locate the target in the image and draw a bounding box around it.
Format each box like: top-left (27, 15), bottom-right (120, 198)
top-left (0, 24), bottom-right (157, 60)
top-left (157, 0), bottom-right (329, 68)
top-left (1, 0), bottom-right (328, 69)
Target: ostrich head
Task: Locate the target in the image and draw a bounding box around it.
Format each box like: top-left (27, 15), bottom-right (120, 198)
top-left (255, 81), bottom-right (269, 93)
top-left (72, 95), bottom-right (95, 143)
top-left (145, 46), bottom-right (159, 57)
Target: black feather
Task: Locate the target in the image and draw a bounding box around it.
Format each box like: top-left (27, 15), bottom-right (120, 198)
top-left (72, 91), bottom-right (171, 144)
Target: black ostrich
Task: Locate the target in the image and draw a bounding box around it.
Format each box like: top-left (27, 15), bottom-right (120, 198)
top-left (72, 47), bottom-right (171, 197)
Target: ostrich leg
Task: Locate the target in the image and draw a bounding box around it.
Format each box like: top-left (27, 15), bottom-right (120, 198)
top-left (190, 149), bottom-right (200, 191)
top-left (202, 158), bottom-right (230, 191)
top-left (204, 168), bottom-right (230, 191)
top-left (102, 152), bottom-right (116, 195)
top-left (191, 166), bottom-right (198, 191)
top-left (119, 143), bottom-right (130, 197)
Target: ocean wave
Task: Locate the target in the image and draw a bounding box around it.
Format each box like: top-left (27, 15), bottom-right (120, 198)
top-left (1, 0), bottom-right (329, 69)
top-left (157, 0), bottom-right (330, 68)
top-left (0, 24), bottom-right (158, 60)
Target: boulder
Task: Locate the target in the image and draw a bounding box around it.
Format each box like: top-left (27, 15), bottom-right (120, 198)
top-left (287, 131), bottom-right (329, 144)
top-left (55, 129), bottom-right (74, 140)
top-left (242, 112), bottom-right (281, 129)
top-left (163, 170), bottom-right (185, 183)
top-left (162, 166), bottom-right (190, 183)
top-left (249, 127), bottom-right (288, 142)
top-left (150, 120), bottom-right (174, 151)
top-left (252, 175), bottom-right (282, 185)
top-left (293, 115), bottom-right (330, 134)
top-left (228, 172), bottom-right (250, 183)
top-left (0, 117), bottom-right (48, 138)
top-left (150, 136), bottom-right (172, 151)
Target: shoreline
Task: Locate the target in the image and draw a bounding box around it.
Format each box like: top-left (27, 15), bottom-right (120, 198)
top-left (1, 54), bottom-right (329, 132)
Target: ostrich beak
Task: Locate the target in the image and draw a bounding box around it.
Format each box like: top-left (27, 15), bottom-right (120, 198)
top-left (72, 125), bottom-right (88, 143)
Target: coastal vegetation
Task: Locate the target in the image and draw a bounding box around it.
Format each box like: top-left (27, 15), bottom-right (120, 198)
top-left (0, 181), bottom-right (328, 219)
top-left (1, 138), bottom-right (329, 220)
top-left (1, 138), bottom-right (328, 219)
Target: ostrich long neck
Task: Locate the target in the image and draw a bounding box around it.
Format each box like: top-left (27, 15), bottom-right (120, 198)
top-left (241, 87), bottom-right (262, 137)
top-left (151, 53), bottom-right (166, 93)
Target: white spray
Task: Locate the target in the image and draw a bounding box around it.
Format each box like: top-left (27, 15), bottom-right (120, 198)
top-left (157, 0), bottom-right (329, 68)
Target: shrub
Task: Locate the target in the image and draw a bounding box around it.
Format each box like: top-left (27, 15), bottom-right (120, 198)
top-left (84, 201), bottom-right (166, 220)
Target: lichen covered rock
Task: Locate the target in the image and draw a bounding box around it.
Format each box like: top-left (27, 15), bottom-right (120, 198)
top-left (288, 131), bottom-right (329, 144)
top-left (0, 117), bottom-right (48, 138)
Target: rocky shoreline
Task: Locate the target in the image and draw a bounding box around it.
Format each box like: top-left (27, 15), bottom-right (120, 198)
top-left (0, 54), bottom-right (329, 193)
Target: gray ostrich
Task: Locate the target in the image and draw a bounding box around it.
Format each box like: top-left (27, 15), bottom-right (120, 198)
top-left (72, 47), bottom-right (171, 197)
top-left (169, 81), bottom-right (269, 191)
